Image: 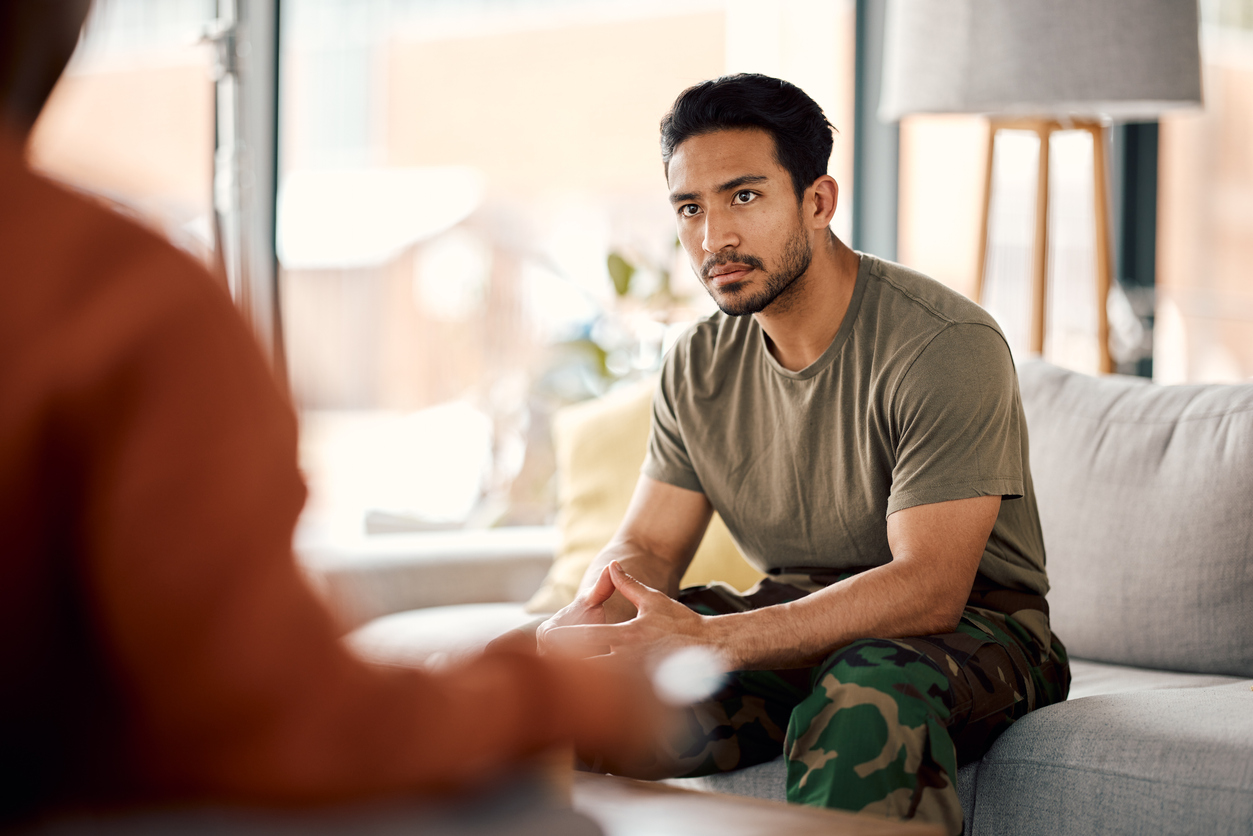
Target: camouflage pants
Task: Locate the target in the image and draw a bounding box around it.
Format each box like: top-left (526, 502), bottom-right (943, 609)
top-left (666, 570), bottom-right (1070, 836)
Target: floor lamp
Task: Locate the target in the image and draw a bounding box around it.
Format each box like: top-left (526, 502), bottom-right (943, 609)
top-left (973, 118), bottom-right (1114, 370)
top-left (878, 0), bottom-right (1202, 373)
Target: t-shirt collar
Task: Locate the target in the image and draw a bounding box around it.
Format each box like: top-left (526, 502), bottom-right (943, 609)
top-left (757, 251), bottom-right (872, 381)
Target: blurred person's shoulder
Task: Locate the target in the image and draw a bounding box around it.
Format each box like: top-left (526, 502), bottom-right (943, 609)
top-left (0, 132), bottom-right (236, 364)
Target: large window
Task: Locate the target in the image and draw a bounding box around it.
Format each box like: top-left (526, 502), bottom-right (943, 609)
top-left (279, 0), bottom-right (857, 540)
top-left (27, 0), bottom-right (858, 544)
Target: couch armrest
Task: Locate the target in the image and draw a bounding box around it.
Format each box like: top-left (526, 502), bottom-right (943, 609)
top-left (297, 526), bottom-right (557, 630)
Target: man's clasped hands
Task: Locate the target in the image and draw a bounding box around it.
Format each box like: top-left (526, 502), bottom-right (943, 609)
top-left (537, 561), bottom-right (728, 686)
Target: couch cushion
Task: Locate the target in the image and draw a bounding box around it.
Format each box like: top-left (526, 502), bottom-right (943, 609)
top-left (525, 376), bottom-right (765, 614)
top-left (302, 528), bottom-right (557, 629)
top-left (673, 674), bottom-right (1253, 834)
top-left (1067, 658), bottom-right (1247, 700)
top-left (1018, 361), bottom-right (1253, 677)
top-left (964, 681), bottom-right (1253, 836)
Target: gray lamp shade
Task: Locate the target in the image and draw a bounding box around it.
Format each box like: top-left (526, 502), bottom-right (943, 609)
top-left (879, 0), bottom-right (1203, 121)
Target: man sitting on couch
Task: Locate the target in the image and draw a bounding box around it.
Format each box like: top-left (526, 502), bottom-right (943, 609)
top-left (538, 73), bottom-right (1071, 835)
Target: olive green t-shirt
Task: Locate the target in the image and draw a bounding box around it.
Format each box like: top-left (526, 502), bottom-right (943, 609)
top-left (642, 253), bottom-right (1048, 595)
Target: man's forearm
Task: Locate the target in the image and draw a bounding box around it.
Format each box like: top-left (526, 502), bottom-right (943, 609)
top-left (704, 557), bottom-right (971, 670)
top-left (696, 497), bottom-right (994, 670)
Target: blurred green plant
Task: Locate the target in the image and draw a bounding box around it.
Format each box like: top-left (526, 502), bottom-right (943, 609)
top-left (606, 238), bottom-right (681, 304)
top-left (607, 252), bottom-right (636, 296)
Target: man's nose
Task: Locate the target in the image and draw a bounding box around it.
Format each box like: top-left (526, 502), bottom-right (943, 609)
top-left (702, 209), bottom-right (740, 255)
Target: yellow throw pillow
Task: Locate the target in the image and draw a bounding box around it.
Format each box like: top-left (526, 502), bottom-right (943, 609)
top-left (525, 375), bottom-right (765, 614)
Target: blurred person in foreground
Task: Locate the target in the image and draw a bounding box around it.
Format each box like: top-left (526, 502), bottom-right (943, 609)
top-left (539, 75), bottom-right (1071, 836)
top-left (0, 0), bottom-right (669, 826)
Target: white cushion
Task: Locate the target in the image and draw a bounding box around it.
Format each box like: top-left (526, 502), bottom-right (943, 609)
top-left (347, 603), bottom-right (537, 668)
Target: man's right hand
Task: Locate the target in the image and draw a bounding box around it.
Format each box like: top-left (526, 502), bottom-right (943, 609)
top-left (537, 564), bottom-right (625, 657)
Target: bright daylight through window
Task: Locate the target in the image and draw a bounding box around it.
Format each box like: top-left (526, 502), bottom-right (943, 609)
top-left (276, 0), bottom-right (856, 541)
top-left (29, 0), bottom-right (1253, 546)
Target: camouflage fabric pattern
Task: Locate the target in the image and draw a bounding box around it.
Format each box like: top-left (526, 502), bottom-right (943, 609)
top-left (665, 570), bottom-right (1070, 836)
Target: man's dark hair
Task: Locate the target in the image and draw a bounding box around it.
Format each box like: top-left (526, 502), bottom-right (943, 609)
top-left (659, 73), bottom-right (835, 200)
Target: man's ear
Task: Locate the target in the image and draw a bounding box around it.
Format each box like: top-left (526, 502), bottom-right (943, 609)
top-left (806, 175), bottom-right (839, 230)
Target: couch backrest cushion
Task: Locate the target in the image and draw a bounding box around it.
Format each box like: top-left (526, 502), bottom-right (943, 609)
top-left (1019, 361), bottom-right (1253, 677)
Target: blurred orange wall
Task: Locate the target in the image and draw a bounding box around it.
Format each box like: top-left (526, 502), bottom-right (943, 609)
top-left (385, 13), bottom-right (725, 199)
top-left (28, 54), bottom-right (214, 231)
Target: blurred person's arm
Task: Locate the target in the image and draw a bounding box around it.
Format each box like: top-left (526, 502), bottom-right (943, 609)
top-left (75, 226), bottom-right (664, 803)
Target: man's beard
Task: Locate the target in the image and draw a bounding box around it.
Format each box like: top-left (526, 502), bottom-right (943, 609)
top-left (700, 227), bottom-right (812, 317)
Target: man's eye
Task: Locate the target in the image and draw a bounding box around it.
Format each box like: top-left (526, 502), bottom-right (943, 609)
top-left (680, 204), bottom-right (701, 217)
top-left (733, 191), bottom-right (756, 204)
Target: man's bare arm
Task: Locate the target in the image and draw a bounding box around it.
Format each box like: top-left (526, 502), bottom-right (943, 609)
top-left (544, 495), bottom-right (1001, 670)
top-left (710, 494), bottom-right (1001, 668)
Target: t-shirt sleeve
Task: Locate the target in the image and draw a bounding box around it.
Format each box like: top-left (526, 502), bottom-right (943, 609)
top-left (640, 338), bottom-right (704, 493)
top-left (886, 322), bottom-right (1025, 516)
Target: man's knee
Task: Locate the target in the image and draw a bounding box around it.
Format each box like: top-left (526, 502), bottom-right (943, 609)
top-left (786, 639), bottom-right (952, 773)
top-left (784, 639), bottom-right (963, 832)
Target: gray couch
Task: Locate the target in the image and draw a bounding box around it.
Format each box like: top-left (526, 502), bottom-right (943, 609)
top-left (308, 361), bottom-right (1253, 835)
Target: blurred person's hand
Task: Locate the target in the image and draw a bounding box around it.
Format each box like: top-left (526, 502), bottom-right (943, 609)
top-left (528, 566), bottom-right (734, 780)
top-left (535, 564), bottom-right (618, 658)
top-left (570, 653), bottom-right (679, 776)
top-left (487, 619), bottom-right (683, 780)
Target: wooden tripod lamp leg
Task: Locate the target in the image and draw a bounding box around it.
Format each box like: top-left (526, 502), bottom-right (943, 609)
top-left (1030, 124), bottom-right (1052, 357)
top-left (974, 120), bottom-right (997, 306)
top-left (1089, 122), bottom-right (1115, 374)
top-left (977, 119), bottom-right (1111, 372)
